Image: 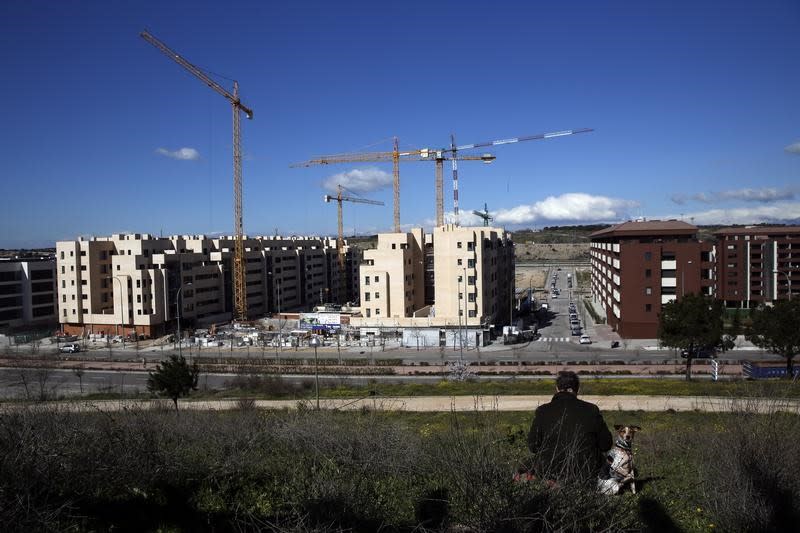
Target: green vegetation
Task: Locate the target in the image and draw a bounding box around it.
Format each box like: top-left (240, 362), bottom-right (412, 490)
top-left (147, 354), bottom-right (199, 411)
top-left (748, 299), bottom-right (800, 376)
top-left (3, 400), bottom-right (799, 531)
top-left (659, 294), bottom-right (725, 380)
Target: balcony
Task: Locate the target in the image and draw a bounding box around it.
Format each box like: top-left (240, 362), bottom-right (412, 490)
top-left (661, 260), bottom-right (677, 270)
top-left (661, 278), bottom-right (677, 288)
top-left (661, 295), bottom-right (677, 304)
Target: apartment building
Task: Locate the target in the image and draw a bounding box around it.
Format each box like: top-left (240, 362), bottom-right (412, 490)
top-left (713, 226), bottom-right (800, 307)
top-left (0, 257), bottom-right (58, 333)
top-left (354, 225), bottom-right (514, 347)
top-left (56, 233), bottom-right (354, 338)
top-left (590, 220), bottom-right (714, 338)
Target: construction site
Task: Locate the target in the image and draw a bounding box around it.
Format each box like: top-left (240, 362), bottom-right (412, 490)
top-left (49, 31), bottom-right (594, 352)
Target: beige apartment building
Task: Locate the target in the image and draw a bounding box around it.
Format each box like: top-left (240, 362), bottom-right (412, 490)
top-left (56, 233), bottom-right (357, 338)
top-left (0, 257), bottom-right (58, 333)
top-left (354, 225), bottom-right (514, 347)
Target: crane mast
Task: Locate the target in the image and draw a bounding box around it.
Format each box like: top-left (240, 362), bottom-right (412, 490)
top-left (324, 185), bottom-right (383, 303)
top-left (140, 30), bottom-right (253, 322)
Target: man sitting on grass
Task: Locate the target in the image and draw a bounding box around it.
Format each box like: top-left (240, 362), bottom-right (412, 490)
top-left (526, 371), bottom-right (613, 487)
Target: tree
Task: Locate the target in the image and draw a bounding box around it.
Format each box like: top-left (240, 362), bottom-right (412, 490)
top-left (658, 293), bottom-right (724, 380)
top-left (748, 300), bottom-right (800, 378)
top-left (147, 354), bottom-right (199, 411)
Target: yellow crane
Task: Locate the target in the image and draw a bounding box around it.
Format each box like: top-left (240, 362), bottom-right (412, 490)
top-left (140, 30), bottom-right (253, 322)
top-left (324, 185), bottom-right (384, 303)
top-left (293, 141), bottom-right (495, 228)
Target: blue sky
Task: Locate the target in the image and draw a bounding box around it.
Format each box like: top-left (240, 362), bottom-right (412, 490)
top-left (1, 0), bottom-right (798, 248)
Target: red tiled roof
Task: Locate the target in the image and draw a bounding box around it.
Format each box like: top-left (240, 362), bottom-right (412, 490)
top-left (590, 220), bottom-right (698, 238)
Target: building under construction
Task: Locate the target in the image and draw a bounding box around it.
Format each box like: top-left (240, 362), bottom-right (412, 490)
top-left (352, 224), bottom-right (515, 347)
top-left (56, 233), bottom-right (361, 338)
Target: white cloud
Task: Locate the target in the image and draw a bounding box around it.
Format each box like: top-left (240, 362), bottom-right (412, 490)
top-left (156, 147), bottom-right (200, 161)
top-left (785, 142), bottom-right (800, 154)
top-left (669, 202), bottom-right (800, 225)
top-left (492, 193), bottom-right (639, 225)
top-left (322, 167), bottom-right (393, 193)
top-left (671, 187), bottom-right (794, 204)
top-left (719, 187), bottom-right (794, 202)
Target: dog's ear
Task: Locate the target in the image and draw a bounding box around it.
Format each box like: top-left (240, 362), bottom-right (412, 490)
top-left (614, 424), bottom-right (623, 431)
top-left (631, 426), bottom-right (641, 432)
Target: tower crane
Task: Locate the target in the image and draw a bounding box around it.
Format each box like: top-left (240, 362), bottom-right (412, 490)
top-left (140, 30), bottom-right (253, 322)
top-left (446, 128), bottom-right (593, 225)
top-left (472, 203), bottom-right (493, 227)
top-left (324, 185), bottom-right (384, 303)
top-left (293, 142), bottom-right (495, 229)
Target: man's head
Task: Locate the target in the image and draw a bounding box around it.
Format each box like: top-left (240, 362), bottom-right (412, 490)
top-left (556, 371), bottom-right (580, 394)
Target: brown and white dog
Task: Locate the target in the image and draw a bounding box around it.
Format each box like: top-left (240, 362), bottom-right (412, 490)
top-left (598, 425), bottom-right (641, 495)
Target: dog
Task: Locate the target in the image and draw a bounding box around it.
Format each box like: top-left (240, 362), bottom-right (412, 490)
top-left (598, 424), bottom-right (640, 495)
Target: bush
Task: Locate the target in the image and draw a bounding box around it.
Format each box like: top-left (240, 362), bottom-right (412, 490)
top-left (699, 397), bottom-right (800, 532)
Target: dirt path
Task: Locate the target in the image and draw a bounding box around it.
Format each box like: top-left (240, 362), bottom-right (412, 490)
top-left (7, 395), bottom-right (799, 413)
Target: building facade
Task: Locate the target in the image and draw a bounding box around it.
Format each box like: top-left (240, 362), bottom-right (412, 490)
top-left (0, 257), bottom-right (58, 333)
top-left (56, 233), bottom-right (356, 338)
top-left (354, 225), bottom-right (514, 346)
top-left (713, 226), bottom-right (800, 307)
top-left (590, 221), bottom-right (715, 338)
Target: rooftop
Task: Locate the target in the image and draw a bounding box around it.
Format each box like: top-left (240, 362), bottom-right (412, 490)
top-left (590, 220), bottom-right (698, 239)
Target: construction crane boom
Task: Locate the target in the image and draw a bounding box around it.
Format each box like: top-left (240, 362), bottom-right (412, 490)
top-left (293, 148), bottom-right (495, 228)
top-left (141, 30), bottom-right (253, 322)
top-left (447, 128), bottom-right (593, 224)
top-left (324, 185), bottom-right (383, 303)
top-left (473, 203), bottom-right (493, 227)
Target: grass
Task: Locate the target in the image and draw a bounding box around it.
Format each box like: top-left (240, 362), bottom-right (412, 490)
top-left (3, 404), bottom-right (796, 531)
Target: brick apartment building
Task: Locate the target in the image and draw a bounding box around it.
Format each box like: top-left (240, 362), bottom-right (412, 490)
top-left (590, 221), bottom-right (715, 338)
top-left (713, 226), bottom-right (800, 307)
top-left (56, 233), bottom-right (359, 338)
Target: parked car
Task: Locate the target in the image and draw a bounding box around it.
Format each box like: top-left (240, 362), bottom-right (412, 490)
top-left (681, 347), bottom-right (717, 359)
top-left (580, 335), bottom-right (592, 345)
top-left (60, 343), bottom-right (80, 353)
top-left (571, 328), bottom-right (582, 336)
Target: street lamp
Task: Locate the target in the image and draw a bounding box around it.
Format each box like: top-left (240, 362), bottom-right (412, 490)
top-left (774, 270), bottom-right (792, 300)
top-left (309, 335), bottom-right (321, 409)
top-left (176, 282), bottom-right (192, 359)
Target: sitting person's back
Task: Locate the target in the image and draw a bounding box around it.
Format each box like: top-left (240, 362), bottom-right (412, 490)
top-left (527, 371), bottom-right (612, 485)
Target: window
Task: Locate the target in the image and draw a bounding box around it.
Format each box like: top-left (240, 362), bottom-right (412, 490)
top-left (375, 308), bottom-right (380, 316)
top-left (60, 251), bottom-right (64, 259)
top-left (374, 276), bottom-right (379, 282)
top-left (61, 266), bottom-right (65, 274)
top-left (468, 276), bottom-right (475, 286)
top-left (457, 258), bottom-right (462, 266)
top-left (366, 308), bottom-right (371, 317)
top-left (136, 280), bottom-right (141, 288)
top-left (468, 310), bottom-right (476, 318)
top-left (375, 292), bottom-right (380, 299)
top-left (459, 292), bottom-right (463, 300)
top-left (457, 275), bottom-right (463, 282)
top-left (644, 252), bottom-right (652, 261)
top-left (645, 287), bottom-right (652, 295)
top-left (645, 304), bottom-right (652, 312)
top-left (365, 276), bottom-right (370, 286)
top-left (468, 293), bottom-right (476, 302)
top-left (392, 243), bottom-right (396, 249)
top-left (467, 258), bottom-right (475, 268)
top-left (62, 295), bottom-right (66, 302)
top-left (457, 241), bottom-right (462, 248)
top-left (645, 269), bottom-right (651, 278)
top-left (365, 293), bottom-right (370, 301)
top-left (467, 242), bottom-right (475, 251)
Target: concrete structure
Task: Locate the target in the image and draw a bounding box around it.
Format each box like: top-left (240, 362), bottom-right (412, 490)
top-left (713, 226), bottom-right (800, 307)
top-left (354, 225), bottom-right (514, 347)
top-left (0, 257), bottom-right (58, 333)
top-left (590, 220), bottom-right (714, 338)
top-left (56, 233), bottom-right (355, 338)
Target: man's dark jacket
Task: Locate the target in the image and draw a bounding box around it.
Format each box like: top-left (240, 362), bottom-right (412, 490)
top-left (527, 392), bottom-right (613, 482)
